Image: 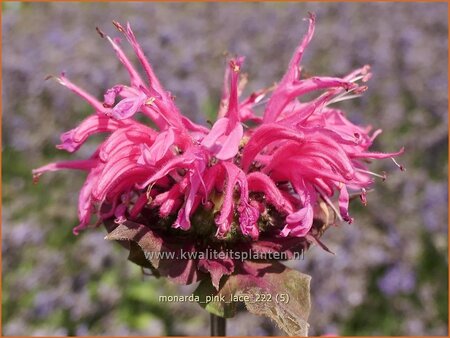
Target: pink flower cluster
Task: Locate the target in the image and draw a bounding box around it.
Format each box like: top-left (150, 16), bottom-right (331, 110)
top-left (34, 14), bottom-right (403, 244)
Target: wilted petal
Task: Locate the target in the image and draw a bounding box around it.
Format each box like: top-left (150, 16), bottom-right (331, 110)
top-left (238, 202), bottom-right (260, 240)
top-left (198, 257), bottom-right (235, 290)
top-left (103, 85), bottom-right (124, 108)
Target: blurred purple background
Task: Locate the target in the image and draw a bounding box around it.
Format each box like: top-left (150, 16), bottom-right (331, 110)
top-left (2, 2), bottom-right (448, 336)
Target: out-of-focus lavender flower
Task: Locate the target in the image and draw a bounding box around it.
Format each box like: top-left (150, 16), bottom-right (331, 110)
top-left (378, 264), bottom-right (416, 296)
top-left (421, 183), bottom-right (448, 233)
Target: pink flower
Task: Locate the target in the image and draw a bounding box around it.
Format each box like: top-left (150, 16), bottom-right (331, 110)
top-left (34, 14), bottom-right (403, 287)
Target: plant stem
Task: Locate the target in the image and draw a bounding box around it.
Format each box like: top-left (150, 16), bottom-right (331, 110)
top-left (210, 313), bottom-right (226, 336)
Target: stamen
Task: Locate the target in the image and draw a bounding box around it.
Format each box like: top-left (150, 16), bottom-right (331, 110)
top-left (370, 129), bottom-right (383, 142)
top-left (327, 94), bottom-right (363, 105)
top-left (360, 188), bottom-right (367, 206)
top-left (95, 26), bottom-right (105, 38)
top-left (354, 85), bottom-right (368, 95)
top-left (316, 187), bottom-right (343, 222)
top-left (326, 84), bottom-right (365, 106)
top-left (230, 59), bottom-right (240, 73)
top-left (355, 168), bottom-right (387, 181)
top-left (391, 157), bottom-right (406, 171)
top-left (349, 75), bottom-right (365, 83)
top-left (54, 75), bottom-right (66, 86)
top-left (112, 20), bottom-right (125, 32)
top-left (252, 98), bottom-right (270, 108)
top-left (146, 183), bottom-right (155, 204)
top-left (305, 234), bottom-right (335, 255)
top-left (32, 173), bottom-right (41, 184)
top-left (145, 97), bottom-right (156, 106)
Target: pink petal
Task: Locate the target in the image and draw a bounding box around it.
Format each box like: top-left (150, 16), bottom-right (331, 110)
top-left (57, 74), bottom-right (107, 114)
top-left (116, 21), bottom-right (165, 94)
top-left (142, 128), bottom-right (176, 165)
top-left (33, 159), bottom-right (97, 179)
top-left (217, 61), bottom-right (231, 119)
top-left (100, 126), bottom-right (155, 162)
top-left (262, 13), bottom-right (315, 123)
top-left (57, 115), bottom-right (133, 153)
top-left (238, 202), bottom-right (260, 240)
top-left (214, 123), bottom-right (243, 160)
top-left (92, 148), bottom-right (150, 201)
top-left (224, 57), bottom-right (245, 127)
top-left (173, 169), bottom-right (204, 231)
top-left (103, 85), bottom-right (124, 107)
top-left (112, 92), bottom-right (147, 120)
top-left (338, 184), bottom-right (353, 224)
top-left (105, 35), bottom-right (144, 88)
top-left (129, 193), bottom-right (150, 219)
top-left (216, 162), bottom-right (259, 239)
top-left (201, 117), bottom-right (229, 149)
top-left (350, 147), bottom-right (405, 159)
top-left (242, 124), bottom-right (305, 172)
top-left (281, 203), bottom-right (314, 237)
top-left (247, 172), bottom-right (293, 213)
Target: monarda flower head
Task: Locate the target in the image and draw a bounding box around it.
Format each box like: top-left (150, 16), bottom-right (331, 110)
top-left (33, 13), bottom-right (404, 335)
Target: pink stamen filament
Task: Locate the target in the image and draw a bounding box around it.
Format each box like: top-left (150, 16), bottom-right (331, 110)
top-left (391, 157), bottom-right (406, 171)
top-left (355, 168), bottom-right (387, 181)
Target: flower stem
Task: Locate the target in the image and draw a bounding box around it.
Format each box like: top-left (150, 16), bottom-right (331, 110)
top-left (210, 314), bottom-right (226, 336)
